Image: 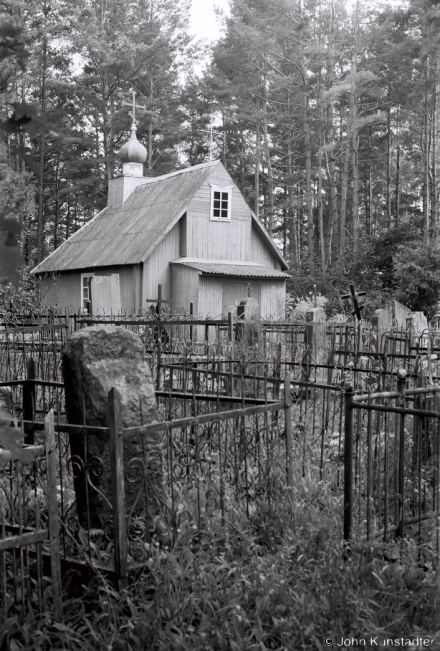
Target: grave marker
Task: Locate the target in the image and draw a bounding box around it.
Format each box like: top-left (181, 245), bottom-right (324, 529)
top-left (62, 325), bottom-right (162, 531)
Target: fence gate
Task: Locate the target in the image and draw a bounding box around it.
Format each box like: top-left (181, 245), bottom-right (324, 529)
top-left (0, 411), bottom-right (62, 624)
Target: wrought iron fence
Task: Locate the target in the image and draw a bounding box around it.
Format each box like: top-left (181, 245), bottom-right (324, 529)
top-left (10, 383), bottom-right (294, 583)
top-left (344, 371), bottom-right (440, 564)
top-left (0, 413), bottom-right (62, 624)
top-left (0, 325), bottom-right (67, 415)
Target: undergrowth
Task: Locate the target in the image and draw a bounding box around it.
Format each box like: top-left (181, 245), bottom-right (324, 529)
top-left (1, 477), bottom-right (440, 651)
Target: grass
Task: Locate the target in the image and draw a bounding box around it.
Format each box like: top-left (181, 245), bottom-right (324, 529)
top-left (2, 475), bottom-right (439, 651)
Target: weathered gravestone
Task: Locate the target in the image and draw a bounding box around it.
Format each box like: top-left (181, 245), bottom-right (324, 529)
top-left (62, 325), bottom-right (162, 531)
top-left (392, 300), bottom-right (412, 329)
top-left (406, 311), bottom-right (428, 335)
top-left (372, 306), bottom-right (392, 333)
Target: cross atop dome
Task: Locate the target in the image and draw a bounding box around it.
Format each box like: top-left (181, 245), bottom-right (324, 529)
top-left (117, 89), bottom-right (148, 177)
top-left (123, 89), bottom-right (147, 129)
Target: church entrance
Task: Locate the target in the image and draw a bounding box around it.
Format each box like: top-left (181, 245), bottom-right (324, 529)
top-left (222, 282), bottom-right (261, 316)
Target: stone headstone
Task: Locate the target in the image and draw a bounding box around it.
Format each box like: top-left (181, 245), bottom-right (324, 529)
top-left (392, 300), bottom-right (412, 329)
top-left (406, 311), bottom-right (428, 335)
top-left (372, 307), bottom-right (392, 333)
top-left (62, 325), bottom-right (161, 531)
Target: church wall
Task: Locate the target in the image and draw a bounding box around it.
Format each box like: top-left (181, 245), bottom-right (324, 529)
top-left (37, 266), bottom-right (136, 314)
top-left (198, 277), bottom-right (223, 319)
top-left (38, 272), bottom-right (80, 312)
top-left (250, 226), bottom-right (277, 268)
top-left (260, 280), bottom-right (286, 320)
top-left (170, 265), bottom-right (199, 315)
top-left (198, 277), bottom-right (286, 321)
top-left (142, 222), bottom-right (180, 309)
top-left (186, 166), bottom-right (252, 261)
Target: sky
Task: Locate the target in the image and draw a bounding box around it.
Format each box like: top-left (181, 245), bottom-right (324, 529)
top-left (189, 0), bottom-right (230, 41)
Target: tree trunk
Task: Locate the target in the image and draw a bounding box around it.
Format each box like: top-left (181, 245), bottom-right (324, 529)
top-left (148, 75), bottom-right (154, 170)
top-left (37, 34), bottom-right (47, 263)
top-left (431, 57), bottom-right (437, 231)
top-left (262, 82), bottom-right (274, 235)
top-left (386, 104), bottom-right (392, 227)
top-left (317, 142), bottom-right (325, 273)
top-left (339, 136), bottom-right (349, 259)
top-left (255, 121), bottom-right (260, 218)
top-left (304, 115), bottom-right (314, 268)
top-left (351, 0), bottom-right (360, 254)
top-left (423, 53), bottom-right (430, 240)
top-left (395, 119), bottom-right (400, 224)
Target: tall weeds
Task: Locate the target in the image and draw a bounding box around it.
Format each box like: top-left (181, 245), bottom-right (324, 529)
top-left (2, 478), bottom-right (439, 651)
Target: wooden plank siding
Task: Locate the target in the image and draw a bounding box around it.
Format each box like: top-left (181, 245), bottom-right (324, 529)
top-left (186, 166), bottom-right (252, 261)
top-left (171, 265), bottom-right (200, 315)
top-left (142, 221), bottom-right (180, 308)
top-left (38, 271), bottom-right (81, 312)
top-left (251, 225), bottom-right (278, 269)
top-left (198, 276), bottom-right (286, 320)
top-left (260, 280), bottom-right (286, 319)
top-left (199, 277), bottom-right (223, 318)
top-left (38, 266), bottom-right (135, 313)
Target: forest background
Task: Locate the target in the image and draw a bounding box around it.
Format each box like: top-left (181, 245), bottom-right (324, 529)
top-left (1, 0), bottom-right (440, 318)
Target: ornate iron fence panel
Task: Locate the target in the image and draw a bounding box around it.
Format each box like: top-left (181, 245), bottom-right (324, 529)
top-left (0, 327), bottom-right (67, 417)
top-left (117, 397), bottom-right (290, 568)
top-left (0, 413), bottom-right (62, 624)
top-left (344, 372), bottom-right (440, 565)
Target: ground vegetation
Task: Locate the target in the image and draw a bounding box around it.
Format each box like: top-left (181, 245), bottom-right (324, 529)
top-left (1, 476), bottom-right (439, 650)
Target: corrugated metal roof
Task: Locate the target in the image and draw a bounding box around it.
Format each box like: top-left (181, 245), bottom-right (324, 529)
top-left (32, 161), bottom-right (220, 274)
top-left (171, 260), bottom-right (289, 279)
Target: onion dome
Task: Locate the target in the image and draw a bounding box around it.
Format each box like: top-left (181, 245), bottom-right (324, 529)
top-left (118, 125), bottom-right (147, 165)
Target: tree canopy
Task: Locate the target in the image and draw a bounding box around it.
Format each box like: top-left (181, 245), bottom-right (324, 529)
top-left (1, 0), bottom-right (439, 314)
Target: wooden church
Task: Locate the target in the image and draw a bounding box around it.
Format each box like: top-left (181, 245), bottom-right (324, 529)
top-left (32, 120), bottom-right (289, 319)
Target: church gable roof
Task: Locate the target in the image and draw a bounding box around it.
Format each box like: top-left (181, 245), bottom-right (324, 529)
top-left (32, 160), bottom-right (220, 274)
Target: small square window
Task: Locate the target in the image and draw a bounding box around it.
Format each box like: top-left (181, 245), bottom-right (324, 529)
top-left (210, 186), bottom-right (232, 221)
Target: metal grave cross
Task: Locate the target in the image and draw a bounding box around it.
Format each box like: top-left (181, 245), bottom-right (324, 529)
top-left (122, 89), bottom-right (147, 127)
top-left (146, 284), bottom-right (171, 315)
top-left (341, 284), bottom-right (366, 322)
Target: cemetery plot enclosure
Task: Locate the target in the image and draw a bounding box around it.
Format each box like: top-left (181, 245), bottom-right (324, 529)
top-left (0, 413), bottom-right (62, 624)
top-left (344, 374), bottom-right (440, 563)
top-left (3, 316), bottom-right (440, 617)
top-left (2, 385), bottom-right (294, 584)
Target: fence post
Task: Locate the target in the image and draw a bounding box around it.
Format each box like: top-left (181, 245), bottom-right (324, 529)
top-left (304, 306), bottom-right (326, 382)
top-left (44, 410), bottom-right (63, 620)
top-left (396, 369), bottom-right (407, 538)
top-left (23, 357), bottom-right (36, 444)
top-left (344, 383), bottom-right (354, 556)
top-left (156, 334), bottom-right (162, 391)
top-left (228, 311), bottom-right (233, 342)
top-left (189, 302), bottom-right (194, 343)
top-left (284, 372), bottom-right (293, 488)
top-left (108, 387), bottom-right (127, 584)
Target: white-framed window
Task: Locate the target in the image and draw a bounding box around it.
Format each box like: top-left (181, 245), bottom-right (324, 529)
top-left (210, 184), bottom-right (233, 221)
top-left (81, 273), bottom-right (94, 313)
